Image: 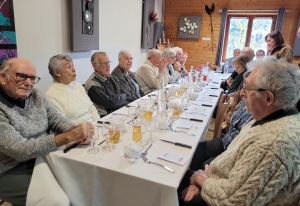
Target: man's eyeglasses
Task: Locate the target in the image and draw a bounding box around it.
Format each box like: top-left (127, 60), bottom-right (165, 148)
top-left (15, 73), bottom-right (41, 84)
top-left (242, 82), bottom-right (266, 92)
top-left (96, 61), bottom-right (112, 66)
top-left (124, 57), bottom-right (133, 61)
top-left (169, 56), bottom-right (176, 60)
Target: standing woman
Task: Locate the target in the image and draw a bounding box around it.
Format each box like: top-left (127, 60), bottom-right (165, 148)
top-left (227, 54), bottom-right (251, 94)
top-left (46, 54), bottom-right (100, 124)
top-left (265, 30), bottom-right (293, 63)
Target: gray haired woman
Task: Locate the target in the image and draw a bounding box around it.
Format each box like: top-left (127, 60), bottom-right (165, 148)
top-left (162, 48), bottom-right (182, 83)
top-left (46, 54), bottom-right (100, 124)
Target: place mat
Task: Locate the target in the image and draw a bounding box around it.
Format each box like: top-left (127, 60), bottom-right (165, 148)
top-left (158, 152), bottom-right (189, 166)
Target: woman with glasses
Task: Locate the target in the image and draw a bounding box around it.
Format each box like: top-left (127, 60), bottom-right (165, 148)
top-left (162, 48), bottom-right (182, 84)
top-left (46, 54), bottom-right (100, 124)
top-left (265, 30), bottom-right (293, 63)
top-left (226, 54), bottom-right (251, 94)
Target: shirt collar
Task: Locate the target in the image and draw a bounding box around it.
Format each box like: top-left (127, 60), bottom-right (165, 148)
top-left (251, 107), bottom-right (298, 127)
top-left (0, 87), bottom-right (26, 108)
top-left (94, 71), bottom-right (108, 82)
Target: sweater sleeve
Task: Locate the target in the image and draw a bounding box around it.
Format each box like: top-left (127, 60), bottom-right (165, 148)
top-left (201, 134), bottom-right (292, 206)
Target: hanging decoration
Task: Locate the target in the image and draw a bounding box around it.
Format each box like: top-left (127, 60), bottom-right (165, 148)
top-left (205, 3), bottom-right (215, 52)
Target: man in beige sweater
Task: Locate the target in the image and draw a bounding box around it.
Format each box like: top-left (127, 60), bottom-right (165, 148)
top-left (182, 57), bottom-right (300, 206)
top-left (135, 49), bottom-right (168, 95)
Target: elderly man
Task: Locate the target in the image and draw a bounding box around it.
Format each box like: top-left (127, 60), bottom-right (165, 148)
top-left (182, 57), bottom-right (300, 206)
top-left (0, 58), bottom-right (93, 205)
top-left (162, 48), bottom-right (181, 84)
top-left (255, 49), bottom-right (265, 59)
top-left (111, 50), bottom-right (143, 99)
top-left (85, 51), bottom-right (132, 117)
top-left (173, 47), bottom-right (188, 76)
top-left (135, 49), bottom-right (168, 95)
top-left (223, 48), bottom-right (241, 73)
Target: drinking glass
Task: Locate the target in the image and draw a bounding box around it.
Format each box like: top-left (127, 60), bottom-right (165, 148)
top-left (144, 104), bottom-right (153, 121)
top-left (87, 123), bottom-right (100, 154)
top-left (128, 107), bottom-right (136, 125)
top-left (171, 102), bottom-right (182, 120)
top-left (137, 102), bottom-right (146, 118)
top-left (110, 121), bottom-right (122, 144)
top-left (150, 94), bottom-right (157, 107)
top-left (101, 122), bottom-right (115, 152)
top-left (132, 120), bottom-right (142, 144)
top-left (146, 118), bottom-right (157, 143)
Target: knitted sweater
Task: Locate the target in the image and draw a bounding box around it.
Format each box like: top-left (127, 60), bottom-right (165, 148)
top-left (0, 89), bottom-right (75, 174)
top-left (201, 111), bottom-right (300, 205)
top-left (45, 81), bottom-right (100, 124)
top-left (135, 60), bottom-right (168, 95)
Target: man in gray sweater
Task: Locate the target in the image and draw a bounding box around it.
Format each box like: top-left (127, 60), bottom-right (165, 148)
top-left (0, 58), bottom-right (94, 206)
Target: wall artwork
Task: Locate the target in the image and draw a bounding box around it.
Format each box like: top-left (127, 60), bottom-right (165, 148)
top-left (178, 16), bottom-right (201, 39)
top-left (0, 0), bottom-right (17, 65)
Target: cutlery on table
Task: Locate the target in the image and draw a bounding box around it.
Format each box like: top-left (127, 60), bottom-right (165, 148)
top-left (179, 117), bottom-right (203, 122)
top-left (141, 156), bottom-right (175, 173)
top-left (141, 143), bottom-right (152, 156)
top-left (98, 139), bottom-right (106, 146)
top-left (167, 124), bottom-right (195, 136)
top-left (112, 113), bottom-right (129, 116)
top-left (185, 111), bottom-right (207, 116)
top-left (159, 139), bottom-right (192, 149)
top-left (63, 141), bottom-right (81, 153)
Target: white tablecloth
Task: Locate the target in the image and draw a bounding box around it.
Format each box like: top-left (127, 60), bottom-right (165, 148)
top-left (27, 75), bottom-right (226, 206)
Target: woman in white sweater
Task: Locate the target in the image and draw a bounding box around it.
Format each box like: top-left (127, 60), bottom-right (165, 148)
top-left (46, 54), bottom-right (100, 124)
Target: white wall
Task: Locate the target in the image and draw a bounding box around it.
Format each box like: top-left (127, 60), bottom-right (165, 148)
top-left (13, 0), bottom-right (162, 92)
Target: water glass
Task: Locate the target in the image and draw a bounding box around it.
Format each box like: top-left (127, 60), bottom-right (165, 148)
top-left (87, 123), bottom-right (101, 154)
top-left (146, 118), bottom-right (157, 143)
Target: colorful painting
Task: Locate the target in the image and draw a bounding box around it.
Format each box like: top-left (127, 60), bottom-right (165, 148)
top-left (0, 0), bottom-right (17, 65)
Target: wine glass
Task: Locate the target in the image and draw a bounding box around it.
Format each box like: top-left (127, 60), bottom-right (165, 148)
top-left (101, 122), bottom-right (115, 152)
top-left (146, 118), bottom-right (157, 143)
top-left (144, 104), bottom-right (153, 121)
top-left (171, 102), bottom-right (182, 120)
top-left (87, 123), bottom-right (100, 154)
top-left (150, 94), bottom-right (157, 107)
top-left (128, 107), bottom-right (136, 125)
top-left (132, 120), bottom-right (142, 144)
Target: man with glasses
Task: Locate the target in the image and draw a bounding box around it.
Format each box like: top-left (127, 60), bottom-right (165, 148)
top-left (135, 49), bottom-right (168, 95)
top-left (0, 58), bottom-right (94, 205)
top-left (85, 51), bottom-right (132, 117)
top-left (181, 56), bottom-right (300, 206)
top-left (111, 50), bottom-right (143, 99)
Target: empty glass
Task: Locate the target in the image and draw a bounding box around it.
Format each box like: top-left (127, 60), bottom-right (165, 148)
top-left (146, 118), bottom-right (157, 143)
top-left (128, 107), bottom-right (136, 125)
top-left (87, 123), bottom-right (101, 154)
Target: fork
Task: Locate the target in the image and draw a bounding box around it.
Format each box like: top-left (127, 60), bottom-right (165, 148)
top-left (141, 156), bottom-right (175, 173)
top-left (185, 111), bottom-right (207, 116)
top-left (167, 124), bottom-right (195, 136)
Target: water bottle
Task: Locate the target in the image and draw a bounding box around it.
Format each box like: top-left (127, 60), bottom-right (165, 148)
top-left (203, 62), bottom-right (209, 81)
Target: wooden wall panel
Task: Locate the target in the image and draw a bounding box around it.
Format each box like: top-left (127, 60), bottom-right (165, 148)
top-left (164, 0), bottom-right (300, 69)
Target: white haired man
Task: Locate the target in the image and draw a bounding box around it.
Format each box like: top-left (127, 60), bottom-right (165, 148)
top-left (0, 58), bottom-right (93, 205)
top-left (135, 49), bottom-right (168, 95)
top-left (182, 57), bottom-right (300, 206)
top-left (111, 50), bottom-right (143, 99)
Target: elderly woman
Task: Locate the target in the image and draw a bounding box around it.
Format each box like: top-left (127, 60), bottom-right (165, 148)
top-left (162, 48), bottom-right (181, 83)
top-left (46, 54), bottom-right (100, 124)
top-left (265, 30), bottom-right (293, 63)
top-left (182, 57), bottom-right (300, 206)
top-left (180, 52), bottom-right (188, 70)
top-left (226, 54), bottom-right (251, 94)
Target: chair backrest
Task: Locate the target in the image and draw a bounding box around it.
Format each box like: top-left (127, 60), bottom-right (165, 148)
top-left (227, 91), bottom-right (241, 114)
top-left (216, 91), bottom-right (226, 117)
top-left (213, 97), bottom-right (233, 138)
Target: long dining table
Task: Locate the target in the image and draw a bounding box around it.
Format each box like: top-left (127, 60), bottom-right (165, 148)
top-left (26, 73), bottom-right (228, 206)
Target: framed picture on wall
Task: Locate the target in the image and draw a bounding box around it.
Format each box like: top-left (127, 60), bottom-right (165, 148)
top-left (178, 16), bottom-right (201, 39)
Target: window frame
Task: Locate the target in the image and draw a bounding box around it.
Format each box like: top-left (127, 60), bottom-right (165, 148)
top-left (222, 14), bottom-right (277, 62)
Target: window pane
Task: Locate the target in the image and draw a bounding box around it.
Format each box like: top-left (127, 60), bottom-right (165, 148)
top-left (249, 18), bottom-right (273, 59)
top-left (226, 18), bottom-right (249, 59)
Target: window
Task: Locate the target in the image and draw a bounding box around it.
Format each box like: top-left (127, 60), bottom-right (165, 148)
top-left (222, 14), bottom-right (276, 61)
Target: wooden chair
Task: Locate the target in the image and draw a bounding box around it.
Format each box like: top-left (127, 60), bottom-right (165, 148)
top-left (213, 97), bottom-right (233, 138)
top-left (208, 92), bottom-right (226, 132)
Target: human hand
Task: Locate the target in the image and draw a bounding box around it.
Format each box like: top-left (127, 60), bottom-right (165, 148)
top-left (190, 169), bottom-right (208, 187)
top-left (80, 138), bottom-right (91, 145)
top-left (158, 58), bottom-right (168, 72)
top-left (174, 62), bottom-right (181, 71)
top-left (181, 185), bottom-right (200, 202)
top-left (70, 122), bottom-right (94, 143)
top-left (226, 77), bottom-right (233, 87)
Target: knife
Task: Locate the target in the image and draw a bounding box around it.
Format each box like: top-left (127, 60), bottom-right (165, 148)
top-left (97, 121), bottom-right (110, 124)
top-left (202, 104), bottom-right (213, 107)
top-left (98, 139), bottom-right (106, 146)
top-left (209, 95), bottom-right (218, 97)
top-left (159, 139), bottom-right (192, 149)
top-left (209, 88), bottom-right (219, 89)
top-left (179, 117), bottom-right (203, 122)
top-left (63, 141), bottom-right (81, 153)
